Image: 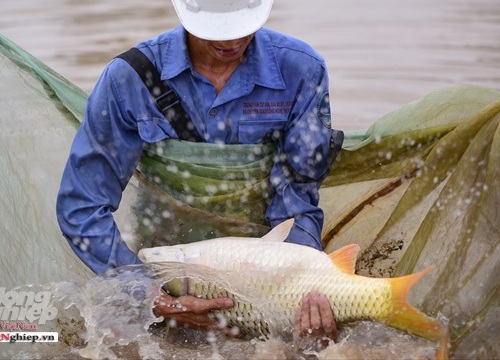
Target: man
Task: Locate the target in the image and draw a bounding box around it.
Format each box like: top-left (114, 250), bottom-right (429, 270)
top-left (57, 0), bottom-right (337, 345)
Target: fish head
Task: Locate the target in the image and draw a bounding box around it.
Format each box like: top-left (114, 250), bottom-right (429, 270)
top-left (138, 245), bottom-right (185, 263)
top-left (138, 219), bottom-right (295, 265)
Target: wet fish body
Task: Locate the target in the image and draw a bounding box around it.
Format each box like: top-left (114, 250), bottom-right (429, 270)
top-left (138, 220), bottom-right (442, 340)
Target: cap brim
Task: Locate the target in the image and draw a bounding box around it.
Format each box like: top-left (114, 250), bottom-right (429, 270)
top-left (172, 0), bottom-right (273, 41)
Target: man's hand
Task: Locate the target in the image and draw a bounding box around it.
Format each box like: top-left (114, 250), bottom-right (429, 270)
top-left (153, 290), bottom-right (240, 337)
top-left (293, 291), bottom-right (337, 351)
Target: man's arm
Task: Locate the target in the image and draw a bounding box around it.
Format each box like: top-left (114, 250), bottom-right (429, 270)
top-left (56, 63), bottom-right (145, 274)
top-left (56, 57), bottom-right (236, 331)
top-left (265, 63), bottom-right (333, 250)
top-left (266, 60), bottom-right (337, 345)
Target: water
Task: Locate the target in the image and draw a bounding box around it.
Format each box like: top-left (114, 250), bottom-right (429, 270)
top-left (5, 264), bottom-right (440, 360)
top-left (1, 0), bottom-right (499, 358)
top-left (2, 0), bottom-right (499, 129)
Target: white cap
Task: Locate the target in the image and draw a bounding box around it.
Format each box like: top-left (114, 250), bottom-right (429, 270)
top-left (171, 0), bottom-right (273, 41)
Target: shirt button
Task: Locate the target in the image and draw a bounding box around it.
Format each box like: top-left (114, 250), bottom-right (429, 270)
top-left (209, 108), bottom-right (218, 117)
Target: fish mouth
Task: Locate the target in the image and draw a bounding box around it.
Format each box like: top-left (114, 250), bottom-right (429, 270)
top-left (137, 249), bottom-right (148, 262)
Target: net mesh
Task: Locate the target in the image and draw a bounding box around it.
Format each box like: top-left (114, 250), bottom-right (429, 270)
top-left (1, 34), bottom-right (499, 358)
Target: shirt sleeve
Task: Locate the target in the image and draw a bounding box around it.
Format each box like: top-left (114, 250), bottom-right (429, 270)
top-left (265, 62), bottom-right (333, 250)
top-left (56, 60), bottom-right (146, 274)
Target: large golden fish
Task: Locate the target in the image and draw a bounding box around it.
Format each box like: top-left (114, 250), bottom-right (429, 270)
top-left (138, 219), bottom-right (442, 341)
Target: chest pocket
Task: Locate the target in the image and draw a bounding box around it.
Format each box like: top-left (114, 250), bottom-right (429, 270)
top-left (238, 119), bottom-right (287, 144)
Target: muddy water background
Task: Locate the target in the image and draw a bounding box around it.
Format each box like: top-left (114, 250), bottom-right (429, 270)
top-left (1, 0), bottom-right (500, 359)
top-left (2, 0), bottom-right (499, 130)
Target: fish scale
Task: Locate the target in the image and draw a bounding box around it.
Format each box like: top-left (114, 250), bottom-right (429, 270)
top-left (140, 219), bottom-right (443, 341)
top-left (179, 269), bottom-right (394, 338)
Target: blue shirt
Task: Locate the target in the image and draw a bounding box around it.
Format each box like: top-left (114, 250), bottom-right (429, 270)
top-left (56, 26), bottom-right (334, 274)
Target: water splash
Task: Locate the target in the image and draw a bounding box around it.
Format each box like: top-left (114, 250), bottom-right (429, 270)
top-left (4, 263), bottom-right (445, 359)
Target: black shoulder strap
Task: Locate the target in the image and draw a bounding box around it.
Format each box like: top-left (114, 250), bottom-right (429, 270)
top-left (331, 129), bottom-right (344, 161)
top-left (116, 47), bottom-right (203, 142)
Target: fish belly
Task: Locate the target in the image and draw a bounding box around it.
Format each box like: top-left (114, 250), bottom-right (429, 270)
top-left (172, 269), bottom-right (393, 339)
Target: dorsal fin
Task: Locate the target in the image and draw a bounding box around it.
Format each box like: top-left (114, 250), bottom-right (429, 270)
top-left (262, 219), bottom-right (294, 242)
top-left (328, 244), bottom-right (360, 274)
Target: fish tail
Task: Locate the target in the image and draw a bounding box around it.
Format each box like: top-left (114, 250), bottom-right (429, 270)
top-left (384, 266), bottom-right (443, 341)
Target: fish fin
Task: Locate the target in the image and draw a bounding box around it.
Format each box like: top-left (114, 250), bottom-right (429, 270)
top-left (328, 244), bottom-right (360, 274)
top-left (163, 278), bottom-right (187, 297)
top-left (262, 219), bottom-right (294, 242)
top-left (384, 265), bottom-right (443, 341)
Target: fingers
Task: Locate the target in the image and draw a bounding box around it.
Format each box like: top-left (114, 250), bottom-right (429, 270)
top-left (308, 292), bottom-right (322, 333)
top-left (294, 291), bottom-right (338, 347)
top-left (154, 292), bottom-right (187, 314)
top-left (155, 292), bottom-right (233, 314)
top-left (299, 291), bottom-right (311, 335)
top-left (298, 291), bottom-right (322, 336)
top-left (181, 296), bottom-right (234, 312)
top-left (317, 294), bottom-right (337, 342)
top-left (152, 292), bottom-right (239, 336)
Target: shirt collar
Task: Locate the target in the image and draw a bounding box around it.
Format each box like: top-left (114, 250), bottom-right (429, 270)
top-left (248, 29), bottom-right (286, 90)
top-left (161, 26), bottom-right (286, 91)
top-left (161, 25), bottom-right (191, 80)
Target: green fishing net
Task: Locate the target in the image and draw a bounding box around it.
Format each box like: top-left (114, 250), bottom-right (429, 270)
top-left (1, 34), bottom-right (498, 358)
